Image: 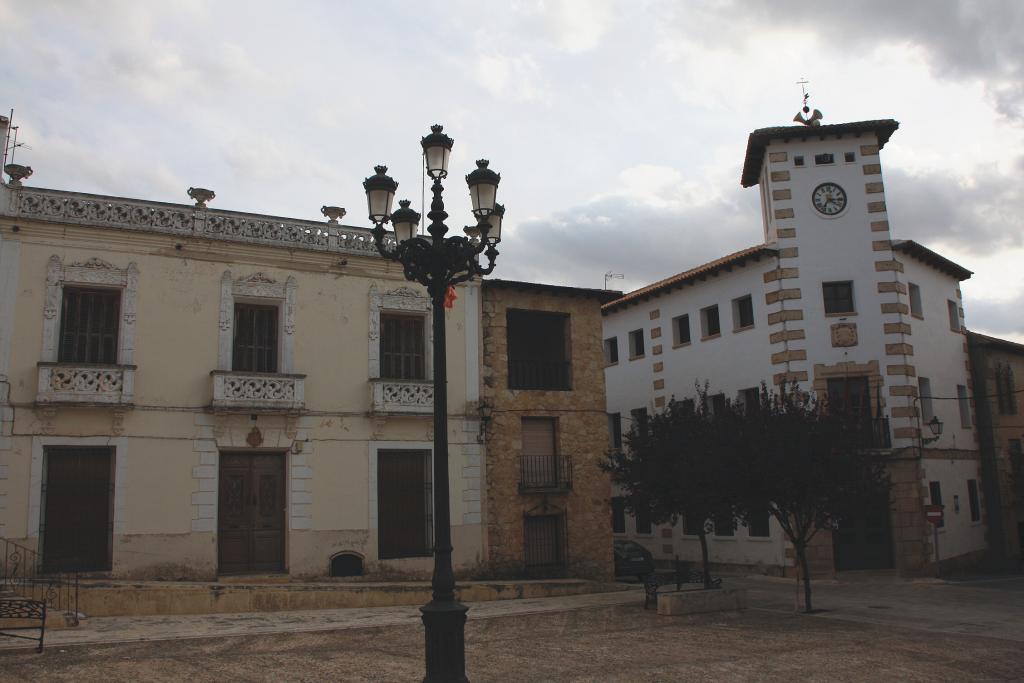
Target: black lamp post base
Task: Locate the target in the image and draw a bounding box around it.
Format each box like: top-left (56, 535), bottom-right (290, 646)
top-left (421, 600), bottom-right (470, 683)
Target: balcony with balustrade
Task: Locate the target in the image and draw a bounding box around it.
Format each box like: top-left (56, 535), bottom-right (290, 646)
top-left (36, 363), bottom-right (136, 406)
top-left (210, 371), bottom-right (305, 413)
top-left (369, 380), bottom-right (434, 415)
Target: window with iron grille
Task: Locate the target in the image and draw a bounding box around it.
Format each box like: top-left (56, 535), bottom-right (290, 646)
top-left (507, 310), bottom-right (571, 390)
top-left (713, 512), bottom-right (734, 536)
top-left (523, 514), bottom-right (566, 570)
top-left (380, 313), bottom-right (425, 380)
top-left (822, 281), bottom-right (855, 314)
top-left (58, 287), bottom-right (121, 364)
top-left (233, 304), bottom-right (279, 373)
top-left (520, 417), bottom-right (567, 490)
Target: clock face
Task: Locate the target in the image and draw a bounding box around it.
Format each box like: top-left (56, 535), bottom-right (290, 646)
top-left (812, 182), bottom-right (847, 216)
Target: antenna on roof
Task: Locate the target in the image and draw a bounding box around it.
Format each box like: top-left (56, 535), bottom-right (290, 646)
top-left (793, 78), bottom-right (823, 127)
top-left (604, 271), bottom-right (624, 290)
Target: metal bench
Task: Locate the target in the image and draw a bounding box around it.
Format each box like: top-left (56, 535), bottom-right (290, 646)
top-left (0, 595), bottom-right (47, 652)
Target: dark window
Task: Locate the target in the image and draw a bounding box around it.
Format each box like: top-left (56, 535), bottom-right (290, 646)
top-left (683, 512), bottom-right (704, 536)
top-left (948, 300), bottom-right (960, 332)
top-left (628, 329), bottom-right (645, 358)
top-left (608, 413), bottom-right (622, 449)
top-left (635, 506), bottom-right (652, 535)
top-left (701, 305), bottom-right (720, 338)
top-left (631, 407), bottom-right (648, 436)
top-left (733, 295), bottom-right (754, 329)
top-left (604, 337), bottom-right (619, 364)
top-left (822, 281), bottom-right (855, 314)
top-left (233, 303), bottom-right (279, 373)
top-left (673, 314), bottom-right (691, 345)
top-left (507, 310), bottom-right (571, 390)
top-left (524, 514), bottom-right (566, 571)
top-left (1009, 440), bottom-right (1023, 480)
top-left (611, 497), bottom-right (626, 534)
top-left (377, 450), bottom-right (432, 558)
top-left (827, 377), bottom-right (871, 420)
top-left (58, 287), bottom-right (120, 364)
top-left (929, 481), bottom-right (944, 528)
top-left (714, 512), bottom-right (734, 536)
top-left (380, 314), bottom-right (425, 380)
top-left (709, 393), bottom-right (726, 416)
top-left (918, 377), bottom-right (934, 422)
top-left (996, 364), bottom-right (1017, 415)
top-left (844, 151), bottom-right (856, 162)
top-left (908, 283), bottom-right (923, 317)
top-left (815, 152), bottom-right (835, 165)
top-left (747, 510), bottom-right (770, 537)
top-left (957, 385), bottom-right (971, 428)
top-left (793, 156), bottom-right (805, 167)
top-left (967, 479), bottom-right (980, 522)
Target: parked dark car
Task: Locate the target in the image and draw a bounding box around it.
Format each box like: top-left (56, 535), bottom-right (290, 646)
top-left (613, 540), bottom-right (655, 579)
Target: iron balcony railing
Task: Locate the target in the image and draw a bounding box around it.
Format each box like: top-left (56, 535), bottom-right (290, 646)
top-left (518, 455), bottom-right (573, 492)
top-left (1, 538), bottom-right (79, 625)
top-left (508, 359), bottom-right (571, 391)
top-left (842, 416), bottom-right (891, 449)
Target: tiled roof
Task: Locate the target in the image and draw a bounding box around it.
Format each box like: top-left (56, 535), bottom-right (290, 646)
top-left (891, 240), bottom-right (972, 281)
top-left (483, 278), bottom-right (622, 303)
top-left (741, 119), bottom-right (900, 187)
top-left (601, 245), bottom-right (776, 314)
top-left (967, 331), bottom-right (1024, 355)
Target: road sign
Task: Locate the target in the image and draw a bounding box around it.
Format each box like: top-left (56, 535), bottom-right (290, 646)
top-left (924, 504), bottom-right (943, 525)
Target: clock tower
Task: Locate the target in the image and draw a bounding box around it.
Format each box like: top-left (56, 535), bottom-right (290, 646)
top-left (741, 116), bottom-right (920, 449)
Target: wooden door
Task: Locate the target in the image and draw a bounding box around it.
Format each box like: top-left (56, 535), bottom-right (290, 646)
top-left (218, 453), bottom-right (285, 574)
top-left (377, 450), bottom-right (431, 559)
top-left (42, 447), bottom-right (113, 572)
top-left (833, 491), bottom-right (894, 571)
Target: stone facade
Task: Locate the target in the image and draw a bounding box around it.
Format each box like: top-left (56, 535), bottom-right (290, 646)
top-left (480, 281), bottom-right (616, 580)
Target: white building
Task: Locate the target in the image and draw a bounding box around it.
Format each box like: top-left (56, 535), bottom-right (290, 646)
top-left (603, 117), bottom-right (987, 576)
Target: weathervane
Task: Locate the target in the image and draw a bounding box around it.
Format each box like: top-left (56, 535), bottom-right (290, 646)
top-left (793, 78), bottom-right (823, 127)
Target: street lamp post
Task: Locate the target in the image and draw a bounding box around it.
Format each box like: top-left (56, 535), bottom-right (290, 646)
top-left (363, 125), bottom-right (501, 683)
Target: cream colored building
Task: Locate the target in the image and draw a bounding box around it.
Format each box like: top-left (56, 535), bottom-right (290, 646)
top-left (0, 157), bottom-right (485, 579)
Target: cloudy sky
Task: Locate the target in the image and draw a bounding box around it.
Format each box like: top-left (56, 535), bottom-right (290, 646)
top-left (3, 1), bottom-right (1022, 340)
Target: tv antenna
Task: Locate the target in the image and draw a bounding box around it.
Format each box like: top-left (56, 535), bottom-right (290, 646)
top-left (604, 271), bottom-right (624, 290)
top-left (3, 109), bottom-right (32, 168)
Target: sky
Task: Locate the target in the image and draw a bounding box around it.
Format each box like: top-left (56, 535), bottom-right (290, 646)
top-left (2, 0), bottom-right (1022, 340)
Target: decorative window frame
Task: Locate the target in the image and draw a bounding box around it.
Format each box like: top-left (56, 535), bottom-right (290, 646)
top-left (368, 284), bottom-right (433, 380)
top-left (218, 271), bottom-right (297, 372)
top-left (41, 255), bottom-right (140, 364)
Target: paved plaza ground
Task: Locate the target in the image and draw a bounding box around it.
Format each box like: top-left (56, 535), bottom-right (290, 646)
top-left (2, 575), bottom-right (1022, 681)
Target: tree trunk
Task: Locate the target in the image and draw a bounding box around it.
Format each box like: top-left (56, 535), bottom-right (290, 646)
top-left (797, 544), bottom-right (813, 613)
top-left (698, 530), bottom-right (711, 589)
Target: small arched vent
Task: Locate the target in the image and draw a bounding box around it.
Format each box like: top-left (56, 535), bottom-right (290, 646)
top-left (330, 552), bottom-right (364, 577)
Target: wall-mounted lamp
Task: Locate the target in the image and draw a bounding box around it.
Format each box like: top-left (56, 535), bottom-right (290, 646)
top-left (921, 415), bottom-right (944, 445)
top-left (477, 401), bottom-right (493, 443)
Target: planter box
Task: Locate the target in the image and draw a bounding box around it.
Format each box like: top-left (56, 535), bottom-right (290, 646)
top-left (656, 588), bottom-right (748, 616)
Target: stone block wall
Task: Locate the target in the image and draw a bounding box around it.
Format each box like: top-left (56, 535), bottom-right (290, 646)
top-left (480, 283), bottom-right (614, 581)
